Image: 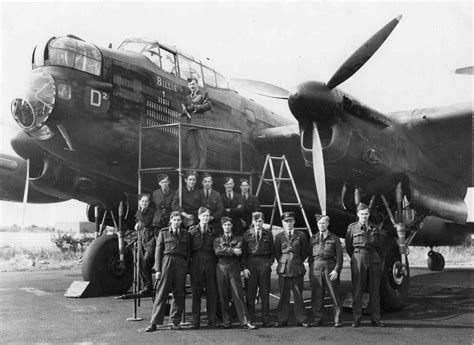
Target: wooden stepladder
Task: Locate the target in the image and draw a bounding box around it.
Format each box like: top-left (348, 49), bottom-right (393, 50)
top-left (255, 154), bottom-right (312, 236)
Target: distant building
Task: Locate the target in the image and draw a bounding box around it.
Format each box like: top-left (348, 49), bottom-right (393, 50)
top-left (54, 221), bottom-right (96, 234)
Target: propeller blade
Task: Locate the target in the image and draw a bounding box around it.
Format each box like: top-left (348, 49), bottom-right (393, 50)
top-left (21, 158), bottom-right (30, 230)
top-left (454, 66), bottom-right (474, 75)
top-left (229, 78), bottom-right (290, 99)
top-left (312, 123), bottom-right (326, 215)
top-left (326, 15), bottom-right (402, 89)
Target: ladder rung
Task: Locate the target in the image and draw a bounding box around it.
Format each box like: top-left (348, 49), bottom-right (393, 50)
top-left (280, 203), bottom-right (301, 206)
top-left (263, 178), bottom-right (292, 182)
top-left (294, 227), bottom-right (309, 231)
top-left (269, 156), bottom-right (285, 160)
top-left (260, 204), bottom-right (276, 208)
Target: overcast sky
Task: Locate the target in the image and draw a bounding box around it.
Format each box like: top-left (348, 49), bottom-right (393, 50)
top-left (0, 1), bottom-right (472, 226)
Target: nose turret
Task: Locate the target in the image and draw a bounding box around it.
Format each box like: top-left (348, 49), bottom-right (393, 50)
top-left (11, 71), bottom-right (56, 131)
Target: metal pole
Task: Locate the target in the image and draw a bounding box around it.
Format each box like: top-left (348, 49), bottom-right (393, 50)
top-left (94, 206), bottom-right (100, 238)
top-left (178, 122), bottom-right (183, 209)
top-left (239, 133), bottom-right (243, 172)
top-left (138, 123), bottom-right (143, 194)
top-left (118, 201), bottom-right (125, 267)
top-left (126, 238), bottom-right (143, 322)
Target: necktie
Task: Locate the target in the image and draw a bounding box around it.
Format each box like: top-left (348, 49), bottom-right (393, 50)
top-left (206, 190), bottom-right (210, 199)
top-left (257, 230), bottom-right (261, 242)
top-left (227, 192), bottom-right (232, 200)
top-left (362, 224), bottom-right (367, 232)
top-left (289, 230), bottom-right (293, 238)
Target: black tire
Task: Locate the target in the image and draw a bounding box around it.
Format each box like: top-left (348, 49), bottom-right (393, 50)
top-left (82, 235), bottom-right (133, 295)
top-left (380, 244), bottom-right (410, 312)
top-left (427, 250), bottom-right (445, 271)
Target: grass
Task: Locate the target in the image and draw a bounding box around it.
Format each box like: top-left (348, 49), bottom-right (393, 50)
top-left (0, 245), bottom-right (81, 272)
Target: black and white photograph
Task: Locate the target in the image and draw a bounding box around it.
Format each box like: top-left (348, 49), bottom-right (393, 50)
top-left (0, 1), bottom-right (472, 344)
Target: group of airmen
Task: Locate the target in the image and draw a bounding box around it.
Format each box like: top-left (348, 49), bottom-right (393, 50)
top-left (134, 171), bottom-right (384, 332)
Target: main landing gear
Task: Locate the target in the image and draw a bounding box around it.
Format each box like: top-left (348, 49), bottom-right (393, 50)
top-left (82, 203), bottom-right (134, 295)
top-left (369, 183), bottom-right (425, 311)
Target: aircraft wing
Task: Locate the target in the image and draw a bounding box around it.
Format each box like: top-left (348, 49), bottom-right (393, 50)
top-left (0, 153), bottom-right (66, 203)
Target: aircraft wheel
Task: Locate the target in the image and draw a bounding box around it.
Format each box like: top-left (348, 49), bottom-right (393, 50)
top-left (427, 250), bottom-right (445, 271)
top-left (380, 244), bottom-right (410, 312)
top-left (82, 234), bottom-right (133, 295)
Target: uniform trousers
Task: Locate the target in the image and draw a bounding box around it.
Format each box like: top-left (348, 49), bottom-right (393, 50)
top-left (246, 257), bottom-right (272, 323)
top-left (216, 261), bottom-right (250, 326)
top-left (277, 275), bottom-right (306, 323)
top-left (182, 128), bottom-right (206, 169)
top-left (138, 245), bottom-right (154, 290)
top-left (350, 251), bottom-right (382, 322)
top-left (150, 255), bottom-right (187, 325)
top-left (190, 253), bottom-right (218, 325)
top-left (309, 259), bottom-right (341, 323)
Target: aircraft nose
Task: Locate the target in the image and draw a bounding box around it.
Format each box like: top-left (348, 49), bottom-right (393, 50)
top-left (11, 71), bottom-right (56, 131)
top-left (288, 81), bottom-right (338, 124)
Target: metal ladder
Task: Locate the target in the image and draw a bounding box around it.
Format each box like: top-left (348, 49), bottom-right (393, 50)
top-left (255, 154), bottom-right (312, 236)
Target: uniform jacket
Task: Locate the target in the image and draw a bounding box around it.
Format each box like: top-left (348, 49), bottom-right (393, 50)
top-left (184, 89), bottom-right (211, 127)
top-left (240, 193), bottom-right (260, 227)
top-left (199, 189), bottom-right (224, 222)
top-left (345, 221), bottom-right (381, 258)
top-left (274, 230), bottom-right (308, 277)
top-left (172, 187), bottom-right (201, 218)
top-left (242, 228), bottom-right (275, 269)
top-left (189, 223), bottom-right (219, 261)
top-left (308, 231), bottom-right (343, 273)
top-left (186, 89), bottom-right (211, 116)
top-left (152, 188), bottom-right (175, 227)
top-left (135, 207), bottom-right (157, 253)
top-left (213, 234), bottom-right (243, 267)
top-left (154, 226), bottom-right (191, 272)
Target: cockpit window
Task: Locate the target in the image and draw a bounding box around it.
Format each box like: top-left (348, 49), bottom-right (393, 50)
top-left (178, 54), bottom-right (203, 86)
top-left (44, 37), bottom-right (102, 76)
top-left (161, 49), bottom-right (177, 76)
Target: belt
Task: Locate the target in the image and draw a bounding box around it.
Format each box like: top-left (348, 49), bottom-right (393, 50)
top-left (353, 248), bottom-right (376, 254)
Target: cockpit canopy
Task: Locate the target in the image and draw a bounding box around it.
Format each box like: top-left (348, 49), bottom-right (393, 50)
top-left (118, 38), bottom-right (229, 89)
top-left (33, 36), bottom-right (102, 76)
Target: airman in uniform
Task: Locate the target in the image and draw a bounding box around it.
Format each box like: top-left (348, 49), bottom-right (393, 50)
top-left (239, 178), bottom-right (261, 231)
top-left (222, 176), bottom-right (244, 236)
top-left (274, 212), bottom-right (309, 327)
top-left (308, 215), bottom-right (343, 327)
top-left (182, 77), bottom-right (211, 169)
top-left (172, 170), bottom-right (201, 228)
top-left (152, 174), bottom-right (175, 230)
top-left (242, 212), bottom-right (274, 327)
top-left (345, 203), bottom-right (384, 328)
top-left (199, 172), bottom-right (224, 230)
top-left (145, 211), bottom-right (191, 332)
top-left (188, 207), bottom-right (219, 328)
top-left (214, 217), bottom-right (256, 330)
top-left (134, 193), bottom-right (156, 295)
